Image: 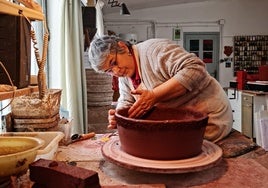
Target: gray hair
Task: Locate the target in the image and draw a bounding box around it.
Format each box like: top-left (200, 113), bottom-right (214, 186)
top-left (88, 35), bottom-right (129, 72)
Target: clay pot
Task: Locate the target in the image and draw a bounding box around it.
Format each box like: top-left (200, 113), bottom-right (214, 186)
top-left (0, 136), bottom-right (44, 177)
top-left (115, 107), bottom-right (208, 160)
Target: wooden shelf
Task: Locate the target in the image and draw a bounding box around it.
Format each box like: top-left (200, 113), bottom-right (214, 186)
top-left (0, 0), bottom-right (44, 21)
top-left (0, 1), bottom-right (43, 101)
top-left (233, 35), bottom-right (268, 75)
top-left (0, 86), bottom-right (38, 101)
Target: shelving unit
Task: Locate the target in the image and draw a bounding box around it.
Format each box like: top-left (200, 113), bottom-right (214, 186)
top-left (0, 0), bottom-right (44, 21)
top-left (0, 86), bottom-right (38, 101)
top-left (0, 1), bottom-right (43, 101)
top-left (233, 35), bottom-right (268, 75)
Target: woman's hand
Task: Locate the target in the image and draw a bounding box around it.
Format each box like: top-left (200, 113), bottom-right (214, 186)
top-left (128, 89), bottom-right (157, 118)
top-left (127, 78), bottom-right (188, 118)
top-left (107, 109), bottom-right (117, 129)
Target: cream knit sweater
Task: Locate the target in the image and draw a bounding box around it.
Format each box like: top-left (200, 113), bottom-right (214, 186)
top-left (117, 38), bottom-right (233, 142)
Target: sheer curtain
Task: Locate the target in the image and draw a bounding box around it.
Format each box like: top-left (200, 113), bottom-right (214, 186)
top-left (95, 0), bottom-right (104, 36)
top-left (46, 0), bottom-right (88, 134)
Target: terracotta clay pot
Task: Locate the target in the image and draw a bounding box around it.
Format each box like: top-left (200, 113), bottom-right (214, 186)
top-left (115, 107), bottom-right (208, 160)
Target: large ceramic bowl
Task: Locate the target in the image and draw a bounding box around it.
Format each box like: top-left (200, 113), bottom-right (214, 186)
top-left (115, 107), bottom-right (208, 160)
top-left (0, 136), bottom-right (44, 177)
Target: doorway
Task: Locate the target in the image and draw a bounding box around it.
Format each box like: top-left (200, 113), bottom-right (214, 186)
top-left (184, 32), bottom-right (220, 80)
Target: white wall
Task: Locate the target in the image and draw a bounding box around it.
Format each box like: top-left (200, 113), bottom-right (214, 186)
top-left (102, 0), bottom-right (268, 87)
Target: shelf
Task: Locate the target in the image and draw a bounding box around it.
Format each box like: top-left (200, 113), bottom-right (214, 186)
top-left (0, 0), bottom-right (44, 21)
top-left (233, 35), bottom-right (268, 75)
top-left (0, 86), bottom-right (38, 101)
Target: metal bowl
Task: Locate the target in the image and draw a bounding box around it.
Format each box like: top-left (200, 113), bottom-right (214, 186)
top-left (0, 136), bottom-right (44, 177)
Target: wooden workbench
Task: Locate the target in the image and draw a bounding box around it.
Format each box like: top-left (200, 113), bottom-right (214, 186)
top-left (9, 130), bottom-right (268, 188)
top-left (56, 130), bottom-right (268, 187)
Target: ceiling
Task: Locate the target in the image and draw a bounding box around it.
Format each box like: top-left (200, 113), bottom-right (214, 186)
top-left (101, 0), bottom-right (211, 14)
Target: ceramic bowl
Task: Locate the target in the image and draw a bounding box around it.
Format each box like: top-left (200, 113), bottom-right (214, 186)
top-left (115, 107), bottom-right (208, 160)
top-left (0, 136), bottom-right (44, 177)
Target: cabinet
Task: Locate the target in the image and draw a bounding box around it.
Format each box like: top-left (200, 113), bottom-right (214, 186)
top-left (227, 88), bottom-right (242, 132)
top-left (228, 90), bottom-right (267, 142)
top-left (242, 93), bottom-right (253, 138)
top-left (242, 93), bottom-right (268, 145)
top-left (233, 35), bottom-right (268, 75)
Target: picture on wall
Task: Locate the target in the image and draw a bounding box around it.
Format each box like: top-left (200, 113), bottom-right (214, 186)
top-left (173, 28), bottom-right (181, 40)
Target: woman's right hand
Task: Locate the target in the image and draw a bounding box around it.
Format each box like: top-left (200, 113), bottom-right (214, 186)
top-left (107, 109), bottom-right (117, 129)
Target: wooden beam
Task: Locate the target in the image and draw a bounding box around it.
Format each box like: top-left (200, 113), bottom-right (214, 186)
top-left (87, 0), bottom-right (95, 7)
top-left (0, 0), bottom-right (44, 21)
top-left (0, 86), bottom-right (38, 101)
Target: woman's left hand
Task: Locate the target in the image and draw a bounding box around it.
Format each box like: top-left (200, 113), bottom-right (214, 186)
top-left (128, 89), bottom-right (157, 118)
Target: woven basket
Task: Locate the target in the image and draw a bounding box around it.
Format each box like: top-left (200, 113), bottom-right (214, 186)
top-left (10, 21), bottom-right (62, 124)
top-left (11, 89), bottom-right (62, 119)
top-left (13, 113), bottom-right (60, 132)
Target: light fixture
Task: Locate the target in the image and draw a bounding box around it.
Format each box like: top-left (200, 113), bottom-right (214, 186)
top-left (107, 0), bottom-right (130, 15)
top-left (120, 3), bottom-right (130, 15)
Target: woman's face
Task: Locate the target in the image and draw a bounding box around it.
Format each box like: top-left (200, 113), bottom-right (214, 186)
top-left (102, 42), bottom-right (136, 78)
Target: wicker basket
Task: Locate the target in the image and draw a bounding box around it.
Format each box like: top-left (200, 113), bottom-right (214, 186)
top-left (13, 113), bottom-right (60, 132)
top-left (11, 89), bottom-right (62, 119)
top-left (10, 20), bottom-right (62, 130)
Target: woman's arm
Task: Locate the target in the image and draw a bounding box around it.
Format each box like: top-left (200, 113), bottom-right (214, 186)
top-left (152, 77), bottom-right (187, 102)
top-left (128, 77), bottom-right (187, 118)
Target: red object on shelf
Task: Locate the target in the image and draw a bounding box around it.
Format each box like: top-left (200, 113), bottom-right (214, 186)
top-left (259, 65), bottom-right (268, 81)
top-left (246, 74), bottom-right (259, 81)
top-left (236, 70), bottom-right (247, 90)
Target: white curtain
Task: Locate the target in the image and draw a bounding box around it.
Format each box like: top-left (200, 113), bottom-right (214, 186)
top-left (95, 0), bottom-right (104, 36)
top-left (46, 0), bottom-right (88, 134)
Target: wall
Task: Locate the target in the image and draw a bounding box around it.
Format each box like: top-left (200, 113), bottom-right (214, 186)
top-left (103, 0), bottom-right (268, 87)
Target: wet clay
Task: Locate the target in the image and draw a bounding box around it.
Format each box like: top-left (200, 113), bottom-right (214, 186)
top-left (115, 107), bottom-right (208, 160)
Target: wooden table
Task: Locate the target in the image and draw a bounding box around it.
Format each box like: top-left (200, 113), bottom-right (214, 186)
top-left (9, 130), bottom-right (268, 188)
top-left (53, 130), bottom-right (268, 188)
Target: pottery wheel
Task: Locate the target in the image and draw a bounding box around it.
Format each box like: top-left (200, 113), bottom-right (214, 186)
top-left (101, 137), bottom-right (223, 174)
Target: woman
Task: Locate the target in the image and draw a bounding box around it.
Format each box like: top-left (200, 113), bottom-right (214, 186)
top-left (88, 35), bottom-right (233, 142)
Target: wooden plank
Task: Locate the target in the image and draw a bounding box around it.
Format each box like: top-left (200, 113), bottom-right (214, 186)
top-left (0, 86), bottom-right (38, 101)
top-left (0, 0), bottom-right (44, 21)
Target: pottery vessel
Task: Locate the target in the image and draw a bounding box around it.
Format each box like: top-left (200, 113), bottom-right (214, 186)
top-left (0, 136), bottom-right (44, 177)
top-left (115, 107), bottom-right (208, 160)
